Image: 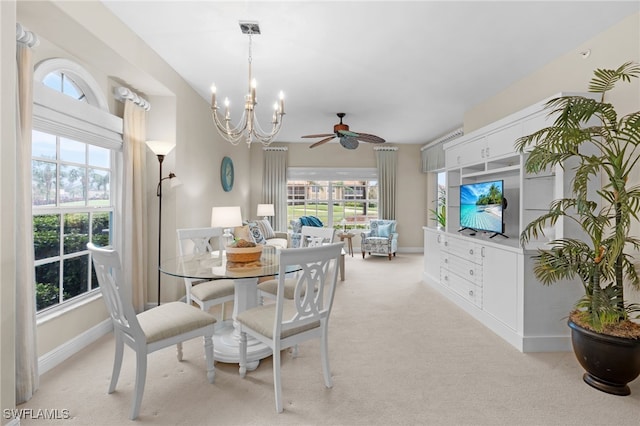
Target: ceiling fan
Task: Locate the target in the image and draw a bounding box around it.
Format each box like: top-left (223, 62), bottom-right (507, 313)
top-left (302, 113), bottom-right (386, 149)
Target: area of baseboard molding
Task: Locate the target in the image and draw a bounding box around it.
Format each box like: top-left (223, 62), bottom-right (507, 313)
top-left (38, 319), bottom-right (113, 375)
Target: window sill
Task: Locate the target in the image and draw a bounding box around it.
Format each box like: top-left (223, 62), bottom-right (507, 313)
top-left (36, 291), bottom-right (103, 326)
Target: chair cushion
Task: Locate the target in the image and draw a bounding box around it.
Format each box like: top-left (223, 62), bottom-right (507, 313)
top-left (191, 279), bottom-right (235, 301)
top-left (137, 302), bottom-right (216, 344)
top-left (378, 223), bottom-right (392, 238)
top-left (236, 302), bottom-right (320, 339)
top-left (257, 278), bottom-right (302, 299)
top-left (265, 238), bottom-right (288, 249)
top-left (254, 219), bottom-right (276, 239)
top-left (370, 220), bottom-right (396, 237)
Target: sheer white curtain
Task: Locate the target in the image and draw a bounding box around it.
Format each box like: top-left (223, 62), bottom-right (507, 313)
top-left (122, 100), bottom-right (148, 312)
top-left (375, 146), bottom-right (398, 220)
top-left (262, 147), bottom-right (288, 231)
top-left (15, 23), bottom-right (39, 404)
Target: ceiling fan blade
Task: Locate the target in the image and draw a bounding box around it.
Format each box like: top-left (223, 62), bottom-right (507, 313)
top-left (309, 135), bottom-right (336, 148)
top-left (301, 133), bottom-right (335, 138)
top-left (355, 133), bottom-right (386, 143)
top-left (340, 136), bottom-right (359, 150)
top-left (337, 129), bottom-right (359, 137)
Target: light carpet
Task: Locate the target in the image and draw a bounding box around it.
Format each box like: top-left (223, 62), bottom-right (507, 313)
top-left (18, 253), bottom-right (640, 425)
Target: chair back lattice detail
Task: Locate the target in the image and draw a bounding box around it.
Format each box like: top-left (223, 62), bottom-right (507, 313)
top-left (177, 227), bottom-right (224, 256)
top-left (276, 243), bottom-right (342, 337)
top-left (88, 243), bottom-right (145, 343)
top-left (299, 226), bottom-right (336, 248)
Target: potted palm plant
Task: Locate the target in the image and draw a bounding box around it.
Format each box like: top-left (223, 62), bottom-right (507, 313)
top-left (516, 61), bottom-right (640, 396)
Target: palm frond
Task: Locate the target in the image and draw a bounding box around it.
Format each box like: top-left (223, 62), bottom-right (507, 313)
top-left (588, 61), bottom-right (640, 95)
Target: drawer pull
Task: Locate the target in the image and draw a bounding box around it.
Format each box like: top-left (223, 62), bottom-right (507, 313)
top-left (444, 275), bottom-right (449, 281)
top-left (444, 258), bottom-right (448, 263)
top-left (469, 249), bottom-right (474, 255)
top-left (469, 270), bottom-right (474, 276)
top-left (469, 290), bottom-right (474, 296)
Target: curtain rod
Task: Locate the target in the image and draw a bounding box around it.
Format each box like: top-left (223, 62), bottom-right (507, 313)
top-left (113, 86), bottom-right (151, 111)
top-left (16, 23), bottom-right (39, 47)
top-left (420, 127), bottom-right (464, 151)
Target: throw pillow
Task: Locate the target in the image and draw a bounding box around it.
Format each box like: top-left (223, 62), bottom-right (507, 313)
top-left (378, 223), bottom-right (392, 238)
top-left (254, 219), bottom-right (276, 239)
top-left (248, 223), bottom-right (267, 245)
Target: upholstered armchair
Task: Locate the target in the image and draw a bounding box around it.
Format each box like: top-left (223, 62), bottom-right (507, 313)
top-left (361, 219), bottom-right (398, 260)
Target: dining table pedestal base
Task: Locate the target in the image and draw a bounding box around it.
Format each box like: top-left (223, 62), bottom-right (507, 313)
top-left (212, 277), bottom-right (272, 371)
top-left (212, 320), bottom-right (271, 371)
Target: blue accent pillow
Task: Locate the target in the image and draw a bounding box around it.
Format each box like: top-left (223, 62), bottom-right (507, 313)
top-left (378, 223), bottom-right (392, 238)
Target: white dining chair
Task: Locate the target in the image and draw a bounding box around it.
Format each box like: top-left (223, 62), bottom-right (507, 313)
top-left (257, 226), bottom-right (336, 300)
top-left (177, 227), bottom-right (235, 319)
top-left (236, 243), bottom-right (343, 413)
top-left (87, 243), bottom-right (216, 420)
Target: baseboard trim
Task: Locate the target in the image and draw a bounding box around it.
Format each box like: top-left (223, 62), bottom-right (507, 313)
top-left (38, 319), bottom-right (112, 375)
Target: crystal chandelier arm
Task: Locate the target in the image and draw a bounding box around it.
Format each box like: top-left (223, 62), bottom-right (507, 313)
top-left (251, 112), bottom-right (284, 145)
top-left (211, 107), bottom-right (249, 145)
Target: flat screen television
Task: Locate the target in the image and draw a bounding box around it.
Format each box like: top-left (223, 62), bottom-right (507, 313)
top-left (459, 179), bottom-right (505, 235)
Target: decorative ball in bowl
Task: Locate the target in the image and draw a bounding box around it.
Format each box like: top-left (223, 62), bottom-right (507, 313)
top-left (226, 239), bottom-right (263, 263)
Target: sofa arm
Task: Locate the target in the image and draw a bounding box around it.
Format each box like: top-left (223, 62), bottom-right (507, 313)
top-left (274, 231), bottom-right (288, 240)
top-left (360, 231), bottom-right (372, 240)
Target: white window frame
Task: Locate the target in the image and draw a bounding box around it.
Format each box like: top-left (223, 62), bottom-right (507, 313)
top-left (32, 59), bottom-right (123, 319)
top-left (286, 168), bottom-right (379, 228)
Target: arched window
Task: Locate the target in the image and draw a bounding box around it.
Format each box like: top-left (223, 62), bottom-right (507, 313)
top-left (32, 58), bottom-right (122, 314)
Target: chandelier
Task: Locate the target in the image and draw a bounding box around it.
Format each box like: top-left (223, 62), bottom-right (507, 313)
top-left (210, 21), bottom-right (285, 148)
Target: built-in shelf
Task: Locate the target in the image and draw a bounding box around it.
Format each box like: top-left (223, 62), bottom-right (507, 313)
top-left (461, 164), bottom-right (520, 179)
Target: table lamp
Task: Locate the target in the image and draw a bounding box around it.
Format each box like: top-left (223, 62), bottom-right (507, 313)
top-left (211, 206), bottom-right (243, 248)
top-left (257, 203), bottom-right (275, 221)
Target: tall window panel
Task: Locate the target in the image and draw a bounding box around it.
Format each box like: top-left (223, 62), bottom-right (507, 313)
top-left (32, 130), bottom-right (114, 312)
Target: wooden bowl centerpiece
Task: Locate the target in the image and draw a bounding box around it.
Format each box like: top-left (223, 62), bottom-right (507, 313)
top-left (226, 239), bottom-right (263, 264)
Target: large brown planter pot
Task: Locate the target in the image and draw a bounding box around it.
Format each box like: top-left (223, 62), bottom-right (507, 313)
top-left (568, 319), bottom-right (640, 396)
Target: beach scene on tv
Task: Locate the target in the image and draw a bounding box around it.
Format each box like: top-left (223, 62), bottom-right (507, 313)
top-left (459, 180), bottom-right (504, 233)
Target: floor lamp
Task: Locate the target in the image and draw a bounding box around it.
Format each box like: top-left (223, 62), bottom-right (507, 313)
top-left (146, 140), bottom-right (178, 306)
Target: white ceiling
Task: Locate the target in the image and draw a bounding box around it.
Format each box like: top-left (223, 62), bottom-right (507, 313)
top-left (102, 1), bottom-right (639, 146)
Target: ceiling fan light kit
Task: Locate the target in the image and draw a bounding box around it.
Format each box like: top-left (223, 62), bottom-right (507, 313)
top-left (303, 112), bottom-right (386, 149)
top-left (210, 21), bottom-right (285, 148)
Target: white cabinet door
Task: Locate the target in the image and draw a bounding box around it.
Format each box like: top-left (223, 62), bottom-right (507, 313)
top-left (424, 228), bottom-right (442, 283)
top-left (485, 122), bottom-right (522, 160)
top-left (445, 137), bottom-right (485, 167)
top-left (482, 245), bottom-right (518, 330)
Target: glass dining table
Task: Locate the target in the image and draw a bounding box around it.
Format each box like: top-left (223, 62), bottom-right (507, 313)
top-left (160, 245), bottom-right (299, 371)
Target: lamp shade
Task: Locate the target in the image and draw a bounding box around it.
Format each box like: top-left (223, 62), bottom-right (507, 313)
top-left (211, 206), bottom-right (243, 228)
top-left (256, 203), bottom-right (275, 217)
top-left (146, 140), bottom-right (175, 156)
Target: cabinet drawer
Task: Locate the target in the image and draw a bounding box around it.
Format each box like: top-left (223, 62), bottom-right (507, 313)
top-left (443, 239), bottom-right (483, 265)
top-left (445, 254), bottom-right (482, 285)
top-left (447, 271), bottom-right (483, 308)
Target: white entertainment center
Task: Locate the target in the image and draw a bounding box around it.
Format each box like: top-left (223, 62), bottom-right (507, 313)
top-left (423, 93), bottom-right (596, 352)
